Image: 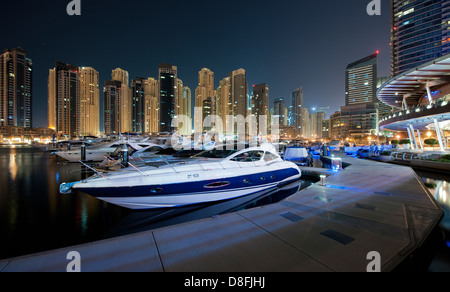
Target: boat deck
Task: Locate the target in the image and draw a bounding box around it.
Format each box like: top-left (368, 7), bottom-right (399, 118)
top-left (0, 154), bottom-right (444, 272)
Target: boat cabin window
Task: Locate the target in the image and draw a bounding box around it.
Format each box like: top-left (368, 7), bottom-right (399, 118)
top-left (230, 150), bottom-right (264, 162)
top-left (264, 152), bottom-right (279, 162)
top-left (192, 149), bottom-right (238, 159)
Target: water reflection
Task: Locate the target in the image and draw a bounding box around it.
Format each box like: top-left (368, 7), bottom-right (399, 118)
top-left (421, 175), bottom-right (450, 233)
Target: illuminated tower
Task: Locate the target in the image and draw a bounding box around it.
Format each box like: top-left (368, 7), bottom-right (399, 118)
top-left (79, 67), bottom-right (100, 136)
top-left (158, 63), bottom-right (177, 133)
top-left (0, 47), bottom-right (32, 128)
top-left (391, 0), bottom-right (450, 76)
top-left (48, 61), bottom-right (80, 139)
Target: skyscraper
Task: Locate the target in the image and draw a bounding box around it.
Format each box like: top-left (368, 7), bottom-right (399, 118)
top-left (0, 48), bottom-right (32, 128)
top-left (144, 77), bottom-right (159, 134)
top-left (180, 86), bottom-right (192, 135)
top-left (195, 68), bottom-right (215, 133)
top-left (345, 53), bottom-right (378, 106)
top-left (391, 0), bottom-right (450, 76)
top-left (111, 68), bottom-right (132, 133)
top-left (216, 77), bottom-right (231, 134)
top-left (300, 107), bottom-right (310, 138)
top-left (251, 83), bottom-right (269, 135)
top-left (229, 69), bottom-right (248, 118)
top-left (159, 63), bottom-right (177, 133)
top-left (292, 87), bottom-right (303, 137)
top-left (273, 98), bottom-right (286, 126)
top-left (48, 61), bottom-right (80, 139)
top-left (310, 108), bottom-right (327, 139)
top-left (103, 80), bottom-right (122, 135)
top-left (79, 67), bottom-right (100, 136)
top-left (131, 77), bottom-right (146, 133)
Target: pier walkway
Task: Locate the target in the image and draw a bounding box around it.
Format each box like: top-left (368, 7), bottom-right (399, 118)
top-left (0, 154), bottom-right (444, 272)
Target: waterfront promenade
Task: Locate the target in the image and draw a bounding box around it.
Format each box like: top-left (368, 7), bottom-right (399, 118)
top-left (0, 154), bottom-right (444, 272)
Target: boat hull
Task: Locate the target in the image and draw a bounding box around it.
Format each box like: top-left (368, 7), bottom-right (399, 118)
top-left (74, 168), bottom-right (301, 210)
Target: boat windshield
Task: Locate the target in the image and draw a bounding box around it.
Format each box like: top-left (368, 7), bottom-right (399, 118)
top-left (230, 150), bottom-right (265, 162)
top-left (191, 148), bottom-right (239, 159)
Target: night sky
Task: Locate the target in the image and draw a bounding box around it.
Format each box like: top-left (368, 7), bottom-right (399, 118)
top-left (1, 0), bottom-right (391, 128)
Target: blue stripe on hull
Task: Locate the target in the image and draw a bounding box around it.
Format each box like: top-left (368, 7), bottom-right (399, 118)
top-left (76, 168), bottom-right (300, 199)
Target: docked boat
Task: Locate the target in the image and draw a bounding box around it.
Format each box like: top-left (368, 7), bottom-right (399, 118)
top-left (54, 140), bottom-right (160, 162)
top-left (283, 147), bottom-right (313, 166)
top-left (60, 143), bottom-right (301, 210)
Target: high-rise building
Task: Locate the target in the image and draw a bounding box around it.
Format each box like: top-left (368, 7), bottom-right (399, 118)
top-left (79, 67), bottom-right (100, 136)
top-left (195, 68), bottom-right (215, 133)
top-left (179, 86), bottom-right (192, 135)
top-left (48, 61), bottom-right (80, 139)
top-left (273, 98), bottom-right (286, 126)
top-left (300, 107), bottom-right (310, 138)
top-left (159, 63), bottom-right (177, 133)
top-left (0, 48), bottom-right (32, 128)
top-left (111, 68), bottom-right (132, 133)
top-left (216, 77), bottom-right (231, 133)
top-left (310, 108), bottom-right (327, 139)
top-left (144, 77), bottom-right (159, 134)
top-left (391, 0), bottom-right (450, 76)
top-left (292, 87), bottom-right (303, 137)
top-left (112, 68), bottom-right (129, 86)
top-left (333, 53), bottom-right (380, 140)
top-left (346, 53), bottom-right (378, 106)
top-left (229, 69), bottom-right (248, 118)
top-left (251, 83), bottom-right (269, 135)
top-left (131, 77), bottom-right (146, 133)
top-left (103, 80), bottom-right (122, 135)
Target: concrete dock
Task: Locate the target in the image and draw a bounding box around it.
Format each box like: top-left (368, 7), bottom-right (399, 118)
top-left (0, 154), bottom-right (444, 272)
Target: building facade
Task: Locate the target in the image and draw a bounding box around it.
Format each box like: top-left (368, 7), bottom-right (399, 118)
top-left (216, 77), bottom-right (231, 134)
top-left (273, 98), bottom-right (286, 127)
top-left (48, 61), bottom-right (80, 139)
top-left (144, 77), bottom-right (159, 134)
top-left (251, 83), bottom-right (269, 136)
top-left (79, 67), bottom-right (100, 136)
top-left (346, 53), bottom-right (378, 106)
top-left (0, 48), bottom-right (32, 128)
top-left (131, 77), bottom-right (146, 134)
top-left (103, 80), bottom-right (122, 135)
top-left (291, 87), bottom-right (303, 137)
top-left (111, 68), bottom-right (132, 133)
top-left (159, 64), bottom-right (177, 133)
top-left (391, 0), bottom-right (450, 76)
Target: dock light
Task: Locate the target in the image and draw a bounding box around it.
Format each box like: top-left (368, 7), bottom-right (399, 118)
top-left (320, 175), bottom-right (327, 186)
top-left (331, 157), bottom-right (342, 173)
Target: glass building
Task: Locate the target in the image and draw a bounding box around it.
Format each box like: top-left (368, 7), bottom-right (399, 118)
top-left (0, 48), bottom-right (32, 128)
top-left (391, 0), bottom-right (450, 76)
top-left (158, 64), bottom-right (177, 133)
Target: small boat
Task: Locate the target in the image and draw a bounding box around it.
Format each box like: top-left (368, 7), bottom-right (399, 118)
top-left (283, 147), bottom-right (313, 166)
top-left (60, 143), bottom-right (301, 210)
top-left (54, 140), bottom-right (160, 162)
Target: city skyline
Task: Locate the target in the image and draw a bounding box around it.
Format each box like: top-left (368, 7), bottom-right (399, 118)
top-left (0, 0), bottom-right (391, 128)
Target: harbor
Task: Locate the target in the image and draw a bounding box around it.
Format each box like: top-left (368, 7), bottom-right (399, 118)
top-left (0, 145), bottom-right (448, 272)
